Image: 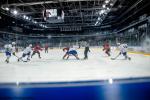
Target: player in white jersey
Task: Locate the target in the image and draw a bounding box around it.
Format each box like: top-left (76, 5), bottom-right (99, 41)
top-left (4, 44), bottom-right (12, 63)
top-left (117, 43), bottom-right (131, 60)
top-left (18, 44), bottom-right (32, 62)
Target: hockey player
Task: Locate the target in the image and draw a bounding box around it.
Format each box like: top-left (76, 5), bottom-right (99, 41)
top-left (103, 41), bottom-right (111, 56)
top-left (45, 43), bottom-right (49, 53)
top-left (31, 44), bottom-right (42, 59)
top-left (18, 44), bottom-right (32, 62)
top-left (62, 47), bottom-right (69, 59)
top-left (112, 43), bottom-right (131, 60)
top-left (63, 46), bottom-right (79, 60)
top-left (4, 44), bottom-right (12, 63)
top-left (11, 42), bottom-right (16, 56)
top-left (4, 42), bottom-right (18, 63)
top-left (84, 43), bottom-right (90, 59)
top-left (78, 42), bottom-right (81, 49)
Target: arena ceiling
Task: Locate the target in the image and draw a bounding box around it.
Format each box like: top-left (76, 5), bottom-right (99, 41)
top-left (0, 0), bottom-right (150, 32)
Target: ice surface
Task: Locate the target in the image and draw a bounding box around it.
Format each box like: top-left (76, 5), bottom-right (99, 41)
top-left (0, 47), bottom-right (150, 83)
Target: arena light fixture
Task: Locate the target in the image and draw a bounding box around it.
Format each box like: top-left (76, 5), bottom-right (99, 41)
top-left (1, 6), bottom-right (9, 11)
top-left (105, 0), bottom-right (109, 4)
top-left (99, 10), bottom-right (105, 15)
top-left (5, 7), bottom-right (9, 11)
top-left (23, 15), bottom-right (31, 20)
top-left (25, 16), bottom-right (29, 20)
top-left (106, 7), bottom-right (110, 11)
top-left (23, 15), bottom-right (26, 19)
top-left (43, 25), bottom-right (46, 28)
top-left (28, 17), bottom-right (31, 20)
top-left (12, 10), bottom-right (18, 15)
top-left (110, 3), bottom-right (113, 6)
top-left (95, 21), bottom-right (98, 26)
top-left (102, 5), bottom-right (106, 8)
top-left (39, 24), bottom-right (42, 27)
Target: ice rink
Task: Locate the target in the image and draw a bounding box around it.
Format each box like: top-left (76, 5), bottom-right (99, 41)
top-left (0, 47), bottom-right (150, 83)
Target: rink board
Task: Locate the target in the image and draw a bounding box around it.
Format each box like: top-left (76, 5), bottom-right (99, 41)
top-left (0, 80), bottom-right (150, 100)
top-left (0, 47), bottom-right (150, 84)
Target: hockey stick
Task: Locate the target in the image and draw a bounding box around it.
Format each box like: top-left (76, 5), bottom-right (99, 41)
top-left (111, 53), bottom-right (120, 60)
top-left (14, 55), bottom-right (28, 62)
top-left (18, 58), bottom-right (28, 62)
top-left (13, 54), bottom-right (20, 59)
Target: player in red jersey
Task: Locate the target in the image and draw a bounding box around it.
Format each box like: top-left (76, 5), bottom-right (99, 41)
top-left (31, 44), bottom-right (42, 59)
top-left (62, 47), bottom-right (69, 59)
top-left (62, 46), bottom-right (79, 60)
top-left (103, 41), bottom-right (111, 56)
